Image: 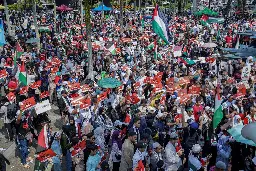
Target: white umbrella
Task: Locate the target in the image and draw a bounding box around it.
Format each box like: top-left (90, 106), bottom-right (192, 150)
top-left (202, 42), bottom-right (218, 48)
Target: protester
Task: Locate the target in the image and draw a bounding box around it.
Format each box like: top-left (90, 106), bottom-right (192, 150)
top-left (0, 3), bottom-right (256, 171)
top-left (120, 132), bottom-right (136, 171)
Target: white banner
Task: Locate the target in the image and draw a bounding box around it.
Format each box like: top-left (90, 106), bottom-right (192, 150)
top-left (35, 100), bottom-right (51, 115)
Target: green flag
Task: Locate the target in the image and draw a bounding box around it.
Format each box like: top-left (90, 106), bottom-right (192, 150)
top-left (213, 105), bottom-right (223, 129)
top-left (141, 18), bottom-right (145, 28)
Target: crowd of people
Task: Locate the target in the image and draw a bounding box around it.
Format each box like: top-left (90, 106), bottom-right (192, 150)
top-left (0, 4), bottom-right (255, 171)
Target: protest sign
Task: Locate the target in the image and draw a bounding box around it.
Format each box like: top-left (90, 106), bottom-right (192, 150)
top-left (37, 149), bottom-right (56, 162)
top-left (35, 100), bottom-right (51, 115)
top-left (20, 97), bottom-right (36, 111)
top-left (70, 140), bottom-right (86, 157)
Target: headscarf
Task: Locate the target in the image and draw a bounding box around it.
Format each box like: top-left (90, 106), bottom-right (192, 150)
top-left (217, 134), bottom-right (230, 151)
top-left (233, 115), bottom-right (243, 127)
top-left (112, 130), bottom-right (122, 150)
top-left (94, 127), bottom-right (105, 151)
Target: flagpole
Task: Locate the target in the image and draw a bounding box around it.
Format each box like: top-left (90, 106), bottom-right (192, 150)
top-left (154, 37), bottom-right (158, 59)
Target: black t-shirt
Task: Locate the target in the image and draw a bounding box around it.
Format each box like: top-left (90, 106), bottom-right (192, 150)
top-left (16, 120), bottom-right (30, 140)
top-left (182, 127), bottom-right (201, 149)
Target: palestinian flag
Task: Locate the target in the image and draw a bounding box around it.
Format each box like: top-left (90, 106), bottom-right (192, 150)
top-left (106, 43), bottom-right (116, 55)
top-left (14, 42), bottom-right (24, 66)
top-left (152, 4), bottom-right (169, 44)
top-left (180, 57), bottom-right (195, 65)
top-left (19, 61), bottom-right (27, 85)
top-left (183, 46), bottom-right (188, 56)
top-left (38, 124), bottom-right (49, 149)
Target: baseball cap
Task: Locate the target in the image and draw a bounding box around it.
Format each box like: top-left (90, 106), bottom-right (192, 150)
top-left (136, 141), bottom-right (147, 149)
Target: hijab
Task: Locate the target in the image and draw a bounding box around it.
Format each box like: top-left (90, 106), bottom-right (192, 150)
top-left (112, 130), bottom-right (122, 150)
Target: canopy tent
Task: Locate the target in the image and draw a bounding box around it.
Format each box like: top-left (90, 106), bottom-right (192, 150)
top-left (93, 4), bottom-right (112, 11)
top-left (57, 5), bottom-right (73, 11)
top-left (195, 7), bottom-right (218, 16)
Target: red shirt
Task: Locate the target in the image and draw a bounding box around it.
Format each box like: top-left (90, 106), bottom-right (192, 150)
top-left (54, 76), bottom-right (60, 84)
top-left (225, 36), bottom-right (233, 44)
top-left (193, 104), bottom-right (203, 122)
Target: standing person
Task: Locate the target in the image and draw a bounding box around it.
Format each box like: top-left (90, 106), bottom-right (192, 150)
top-left (48, 73), bottom-right (56, 104)
top-left (132, 141), bottom-right (148, 169)
top-left (0, 97), bottom-right (16, 142)
top-left (128, 117), bottom-right (142, 143)
top-left (58, 90), bottom-right (69, 123)
top-left (86, 144), bottom-right (101, 171)
top-left (150, 142), bottom-right (164, 171)
top-left (216, 135), bottom-right (232, 170)
top-left (165, 132), bottom-right (183, 171)
top-left (193, 97), bottom-right (204, 122)
top-left (110, 130), bottom-right (122, 171)
top-left (94, 127), bottom-right (106, 152)
top-left (83, 132), bottom-right (96, 169)
top-left (0, 153), bottom-right (10, 171)
top-left (61, 116), bottom-right (76, 171)
top-left (16, 110), bottom-right (31, 168)
top-left (51, 132), bottom-right (62, 171)
top-left (188, 144), bottom-right (204, 171)
top-left (120, 132), bottom-right (137, 171)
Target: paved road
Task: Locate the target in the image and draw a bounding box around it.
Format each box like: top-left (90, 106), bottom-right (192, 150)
top-left (0, 105), bottom-right (63, 171)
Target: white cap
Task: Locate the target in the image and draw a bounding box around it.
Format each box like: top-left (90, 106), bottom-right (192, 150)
top-left (192, 144), bottom-right (201, 153)
top-left (205, 106), bottom-right (211, 111)
top-left (153, 142), bottom-right (161, 149)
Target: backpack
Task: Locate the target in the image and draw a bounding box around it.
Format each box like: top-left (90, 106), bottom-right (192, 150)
top-left (7, 103), bottom-right (17, 120)
top-left (185, 130), bottom-right (199, 149)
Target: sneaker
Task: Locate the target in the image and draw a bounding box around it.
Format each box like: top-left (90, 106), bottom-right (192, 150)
top-left (23, 164), bottom-right (30, 168)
